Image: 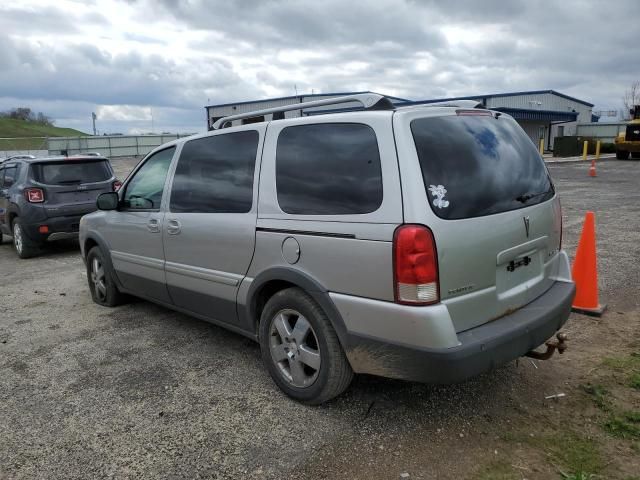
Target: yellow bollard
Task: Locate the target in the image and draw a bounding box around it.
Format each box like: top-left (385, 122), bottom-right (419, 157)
top-left (582, 140), bottom-right (588, 160)
top-left (595, 140), bottom-right (601, 160)
top-left (539, 138), bottom-right (544, 156)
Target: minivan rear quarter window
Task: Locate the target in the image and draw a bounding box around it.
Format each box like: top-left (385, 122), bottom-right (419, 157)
top-left (411, 114), bottom-right (554, 220)
top-left (276, 123), bottom-right (383, 215)
top-left (32, 160), bottom-right (111, 185)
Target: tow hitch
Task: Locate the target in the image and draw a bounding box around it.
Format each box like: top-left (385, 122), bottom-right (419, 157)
top-left (525, 332), bottom-right (568, 360)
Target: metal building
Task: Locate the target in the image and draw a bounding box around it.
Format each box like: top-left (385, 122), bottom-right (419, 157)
top-left (205, 89), bottom-right (594, 151)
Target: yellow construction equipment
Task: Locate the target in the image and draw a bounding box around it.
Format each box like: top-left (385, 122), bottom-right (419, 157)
top-left (614, 105), bottom-right (640, 159)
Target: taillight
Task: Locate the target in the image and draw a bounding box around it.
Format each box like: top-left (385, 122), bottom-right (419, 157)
top-left (393, 224), bottom-right (439, 305)
top-left (112, 180), bottom-right (122, 192)
top-left (25, 188), bottom-right (45, 203)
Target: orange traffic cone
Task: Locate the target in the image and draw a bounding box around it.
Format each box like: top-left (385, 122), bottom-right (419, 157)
top-left (589, 159), bottom-right (596, 177)
top-left (571, 211), bottom-right (606, 316)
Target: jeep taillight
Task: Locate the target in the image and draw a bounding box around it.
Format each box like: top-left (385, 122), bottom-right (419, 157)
top-left (25, 188), bottom-right (45, 203)
top-left (112, 180), bottom-right (122, 192)
top-left (393, 224), bottom-right (439, 305)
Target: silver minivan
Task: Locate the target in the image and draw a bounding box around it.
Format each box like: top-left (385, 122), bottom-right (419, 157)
top-left (80, 94), bottom-right (575, 404)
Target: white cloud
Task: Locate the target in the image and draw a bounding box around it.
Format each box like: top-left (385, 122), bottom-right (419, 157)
top-left (1, 0), bottom-right (638, 133)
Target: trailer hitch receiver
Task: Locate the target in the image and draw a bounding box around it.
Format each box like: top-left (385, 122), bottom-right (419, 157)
top-left (525, 332), bottom-right (568, 361)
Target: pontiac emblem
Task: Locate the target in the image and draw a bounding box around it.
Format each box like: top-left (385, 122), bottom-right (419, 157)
top-left (523, 216), bottom-right (530, 238)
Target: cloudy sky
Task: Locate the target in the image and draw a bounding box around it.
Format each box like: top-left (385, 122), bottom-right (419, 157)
top-left (1, 0), bottom-right (638, 134)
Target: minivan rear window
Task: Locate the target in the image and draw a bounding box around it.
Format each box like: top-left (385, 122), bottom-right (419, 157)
top-left (411, 114), bottom-right (554, 220)
top-left (31, 160), bottom-right (112, 185)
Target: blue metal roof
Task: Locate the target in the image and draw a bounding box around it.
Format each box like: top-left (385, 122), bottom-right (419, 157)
top-left (404, 90), bottom-right (593, 108)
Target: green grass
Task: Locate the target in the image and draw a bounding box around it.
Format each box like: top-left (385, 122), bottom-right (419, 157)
top-left (605, 411), bottom-right (640, 440)
top-left (629, 372), bottom-right (640, 390)
top-left (0, 118), bottom-right (88, 150)
top-left (602, 352), bottom-right (640, 372)
top-left (580, 384), bottom-right (611, 412)
top-left (532, 432), bottom-right (605, 478)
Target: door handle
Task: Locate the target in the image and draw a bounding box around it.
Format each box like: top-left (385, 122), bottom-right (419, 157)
top-left (166, 219), bottom-right (181, 235)
top-left (147, 218), bottom-right (160, 233)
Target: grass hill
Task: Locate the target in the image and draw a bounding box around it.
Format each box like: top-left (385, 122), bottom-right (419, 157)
top-left (0, 118), bottom-right (88, 151)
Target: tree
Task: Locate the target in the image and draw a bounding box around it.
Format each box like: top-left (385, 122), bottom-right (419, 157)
top-left (9, 107), bottom-right (33, 121)
top-left (36, 112), bottom-right (53, 125)
top-left (622, 81), bottom-right (640, 120)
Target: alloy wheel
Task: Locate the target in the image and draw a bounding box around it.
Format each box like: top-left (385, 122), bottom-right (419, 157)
top-left (90, 257), bottom-right (107, 302)
top-left (269, 309), bottom-right (321, 388)
top-left (13, 224), bottom-right (23, 254)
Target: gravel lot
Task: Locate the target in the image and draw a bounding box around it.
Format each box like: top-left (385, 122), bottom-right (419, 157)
top-left (1, 158), bottom-right (639, 479)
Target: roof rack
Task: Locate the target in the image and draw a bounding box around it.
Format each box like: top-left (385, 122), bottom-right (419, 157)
top-left (1, 154), bottom-right (36, 163)
top-left (212, 93), bottom-right (394, 129)
top-left (417, 99), bottom-right (485, 109)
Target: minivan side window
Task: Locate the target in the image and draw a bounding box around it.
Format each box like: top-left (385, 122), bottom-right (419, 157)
top-left (276, 123), bottom-right (383, 215)
top-left (123, 147), bottom-right (175, 210)
top-left (170, 131), bottom-right (259, 213)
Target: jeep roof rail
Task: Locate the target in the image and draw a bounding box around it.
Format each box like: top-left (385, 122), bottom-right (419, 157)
top-left (212, 93), bottom-right (394, 129)
top-left (1, 154), bottom-right (36, 163)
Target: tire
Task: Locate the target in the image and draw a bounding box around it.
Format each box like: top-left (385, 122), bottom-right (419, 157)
top-left (616, 149), bottom-right (630, 159)
top-left (12, 218), bottom-right (39, 259)
top-left (86, 246), bottom-right (125, 307)
top-left (259, 287), bottom-right (353, 405)
top-left (632, 152), bottom-right (640, 159)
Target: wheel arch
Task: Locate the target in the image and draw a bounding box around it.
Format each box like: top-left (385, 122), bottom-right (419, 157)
top-left (244, 267), bottom-right (349, 348)
top-left (82, 232), bottom-right (123, 291)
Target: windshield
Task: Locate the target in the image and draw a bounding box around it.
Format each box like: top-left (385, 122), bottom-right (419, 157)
top-left (410, 114), bottom-right (554, 220)
top-left (32, 160), bottom-right (112, 185)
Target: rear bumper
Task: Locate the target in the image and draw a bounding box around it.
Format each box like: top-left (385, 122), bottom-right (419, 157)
top-left (343, 280), bottom-right (575, 383)
top-left (22, 215), bottom-right (83, 243)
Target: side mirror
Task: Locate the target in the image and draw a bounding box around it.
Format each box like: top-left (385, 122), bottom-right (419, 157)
top-left (97, 192), bottom-right (119, 211)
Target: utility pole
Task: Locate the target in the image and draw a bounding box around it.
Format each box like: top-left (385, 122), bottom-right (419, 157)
top-left (91, 112), bottom-right (97, 136)
top-left (150, 107), bottom-right (154, 134)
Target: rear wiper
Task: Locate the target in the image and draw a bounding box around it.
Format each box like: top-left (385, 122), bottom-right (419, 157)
top-left (515, 190), bottom-right (552, 203)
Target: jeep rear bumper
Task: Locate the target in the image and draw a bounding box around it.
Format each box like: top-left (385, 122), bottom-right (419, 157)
top-left (342, 280), bottom-right (575, 383)
top-left (22, 215), bottom-right (83, 243)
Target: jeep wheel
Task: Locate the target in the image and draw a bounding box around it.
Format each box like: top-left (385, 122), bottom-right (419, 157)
top-left (12, 218), bottom-right (39, 259)
top-left (616, 149), bottom-right (630, 159)
top-left (259, 287), bottom-right (353, 404)
top-left (86, 246), bottom-right (124, 307)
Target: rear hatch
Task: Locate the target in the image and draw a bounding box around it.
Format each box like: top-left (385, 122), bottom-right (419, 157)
top-left (410, 111), bottom-right (562, 332)
top-left (30, 158), bottom-right (115, 217)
